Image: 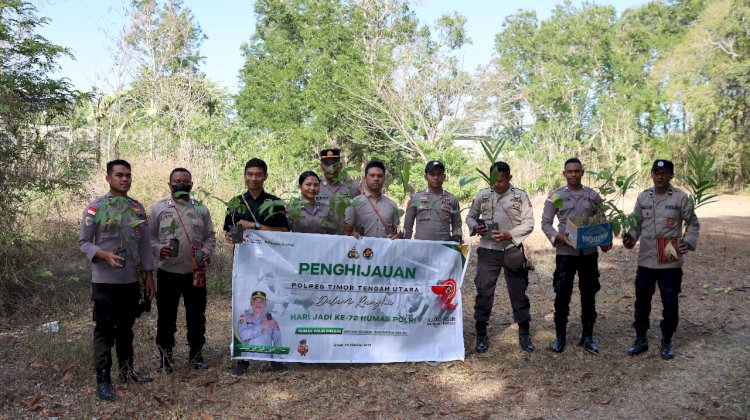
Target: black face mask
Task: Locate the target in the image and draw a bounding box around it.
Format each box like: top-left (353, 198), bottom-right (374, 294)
top-left (171, 183), bottom-right (192, 195)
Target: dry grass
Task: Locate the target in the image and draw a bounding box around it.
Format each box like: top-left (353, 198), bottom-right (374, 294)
top-left (0, 187), bottom-right (748, 418)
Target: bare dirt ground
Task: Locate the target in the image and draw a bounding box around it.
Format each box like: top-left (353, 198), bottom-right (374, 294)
top-left (1, 195), bottom-right (748, 419)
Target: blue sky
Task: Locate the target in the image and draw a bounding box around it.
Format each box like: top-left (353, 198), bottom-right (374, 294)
top-left (36, 0), bottom-right (648, 93)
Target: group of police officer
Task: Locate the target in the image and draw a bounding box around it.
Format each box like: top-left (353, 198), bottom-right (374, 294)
top-left (80, 150), bottom-right (699, 401)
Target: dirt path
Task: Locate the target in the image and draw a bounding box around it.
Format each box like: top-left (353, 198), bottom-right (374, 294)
top-left (1, 196), bottom-right (748, 418)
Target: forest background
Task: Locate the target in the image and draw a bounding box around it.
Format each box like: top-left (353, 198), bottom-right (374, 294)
top-left (1, 0), bottom-right (748, 314)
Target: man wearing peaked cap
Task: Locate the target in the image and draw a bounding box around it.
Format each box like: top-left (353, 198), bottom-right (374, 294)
top-left (318, 148), bottom-right (360, 234)
top-left (402, 160), bottom-right (462, 242)
top-left (622, 159), bottom-right (700, 360)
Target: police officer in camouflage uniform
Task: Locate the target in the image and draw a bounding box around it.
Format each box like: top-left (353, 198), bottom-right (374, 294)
top-left (318, 148), bottom-right (360, 234)
top-left (466, 161), bottom-right (535, 353)
top-left (148, 167), bottom-right (216, 373)
top-left (623, 159), bottom-right (700, 359)
top-left (541, 158), bottom-right (611, 354)
top-left (403, 160), bottom-right (462, 242)
top-left (79, 159), bottom-right (155, 401)
top-left (237, 291), bottom-right (282, 358)
top-left (343, 160), bottom-right (401, 239)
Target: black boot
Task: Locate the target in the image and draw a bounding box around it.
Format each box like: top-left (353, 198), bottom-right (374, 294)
top-left (660, 333), bottom-right (674, 360)
top-left (518, 322), bottom-right (534, 353)
top-left (270, 361), bottom-right (289, 374)
top-left (579, 322), bottom-right (599, 354)
top-left (190, 347), bottom-right (208, 370)
top-left (159, 348), bottom-right (174, 374)
top-left (475, 321), bottom-right (489, 353)
top-left (96, 368), bottom-right (115, 401)
top-left (119, 360), bottom-right (152, 384)
top-left (627, 336), bottom-right (648, 356)
top-left (551, 323), bottom-right (566, 353)
top-left (475, 333), bottom-right (489, 353)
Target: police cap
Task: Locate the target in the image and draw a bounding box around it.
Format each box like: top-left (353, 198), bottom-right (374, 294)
top-left (425, 160), bottom-right (445, 173)
top-left (651, 159), bottom-right (674, 173)
top-left (320, 148), bottom-right (341, 161)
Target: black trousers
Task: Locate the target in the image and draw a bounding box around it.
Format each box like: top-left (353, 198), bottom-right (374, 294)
top-left (155, 269), bottom-right (207, 351)
top-left (552, 253), bottom-right (600, 328)
top-left (633, 266), bottom-right (682, 337)
top-left (474, 247), bottom-right (531, 324)
top-left (92, 282), bottom-right (140, 371)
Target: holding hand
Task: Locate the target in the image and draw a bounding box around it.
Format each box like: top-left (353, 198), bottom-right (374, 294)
top-left (159, 245), bottom-right (173, 259)
top-left (555, 232), bottom-right (573, 247)
top-left (492, 230), bottom-right (512, 242)
top-left (97, 250), bottom-right (124, 269)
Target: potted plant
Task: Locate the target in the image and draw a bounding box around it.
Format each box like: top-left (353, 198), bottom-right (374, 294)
top-left (91, 195), bottom-right (150, 313)
top-left (552, 154), bottom-right (640, 248)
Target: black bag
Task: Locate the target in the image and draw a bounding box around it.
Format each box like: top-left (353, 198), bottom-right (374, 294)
top-left (504, 244), bottom-right (534, 272)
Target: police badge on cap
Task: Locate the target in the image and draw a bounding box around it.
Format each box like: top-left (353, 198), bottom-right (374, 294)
top-left (651, 159), bottom-right (674, 173)
top-left (320, 148), bottom-right (341, 160)
top-left (251, 291), bottom-right (267, 301)
top-left (425, 160), bottom-right (445, 173)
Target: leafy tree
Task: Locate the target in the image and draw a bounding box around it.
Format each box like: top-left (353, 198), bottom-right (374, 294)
top-left (653, 0), bottom-right (749, 189)
top-left (0, 0), bottom-right (89, 233)
top-left (102, 0), bottom-right (222, 162)
top-left (237, 0), bottom-right (388, 167)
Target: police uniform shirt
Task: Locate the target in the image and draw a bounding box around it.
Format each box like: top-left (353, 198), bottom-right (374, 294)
top-left (237, 310), bottom-right (281, 358)
top-left (402, 189), bottom-right (461, 240)
top-left (223, 190), bottom-right (289, 231)
top-left (291, 201), bottom-right (333, 234)
top-left (541, 186), bottom-right (603, 256)
top-left (626, 185), bottom-right (700, 269)
top-left (344, 190), bottom-right (400, 238)
top-left (465, 186), bottom-right (534, 251)
top-left (148, 197), bottom-right (217, 274)
top-left (318, 177), bottom-right (360, 234)
top-left (79, 193), bottom-right (154, 284)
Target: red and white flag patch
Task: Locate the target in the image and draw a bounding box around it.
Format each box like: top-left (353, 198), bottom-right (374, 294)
top-left (87, 207), bottom-right (97, 216)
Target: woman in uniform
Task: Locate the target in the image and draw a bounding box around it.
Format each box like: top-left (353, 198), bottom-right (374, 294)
top-left (289, 171), bottom-right (333, 234)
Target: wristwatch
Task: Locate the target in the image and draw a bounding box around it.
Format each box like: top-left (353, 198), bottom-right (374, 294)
top-left (254, 222), bottom-right (261, 230)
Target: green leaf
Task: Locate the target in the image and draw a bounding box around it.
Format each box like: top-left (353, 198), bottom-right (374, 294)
top-left (459, 176), bottom-right (479, 187)
top-left (128, 219), bottom-right (145, 228)
top-left (550, 193), bottom-right (563, 209)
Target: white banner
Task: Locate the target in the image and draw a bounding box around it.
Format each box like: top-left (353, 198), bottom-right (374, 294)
top-left (231, 231), bottom-right (470, 363)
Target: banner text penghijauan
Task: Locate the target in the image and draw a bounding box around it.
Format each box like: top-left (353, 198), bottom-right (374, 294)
top-left (298, 262), bottom-right (416, 279)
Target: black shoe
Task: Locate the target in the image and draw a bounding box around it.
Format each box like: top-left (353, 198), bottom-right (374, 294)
top-left (158, 348), bottom-right (173, 374)
top-left (660, 340), bottom-right (674, 360)
top-left (627, 336), bottom-right (648, 356)
top-left (551, 335), bottom-right (566, 353)
top-left (95, 369), bottom-right (115, 401)
top-left (192, 354), bottom-right (209, 370)
top-left (270, 361), bottom-right (289, 374)
top-left (231, 360), bottom-right (249, 377)
top-left (119, 365), bottom-right (152, 384)
top-left (475, 335), bottom-right (489, 353)
top-left (580, 336), bottom-right (599, 354)
top-left (519, 333), bottom-right (534, 353)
